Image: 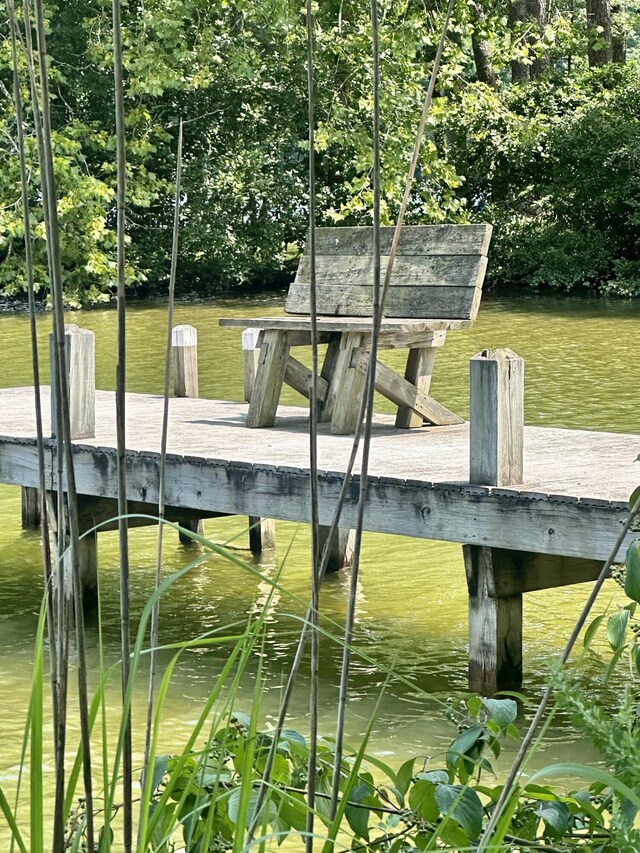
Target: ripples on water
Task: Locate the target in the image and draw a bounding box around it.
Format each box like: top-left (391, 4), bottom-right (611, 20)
top-left (1, 293), bottom-right (639, 804)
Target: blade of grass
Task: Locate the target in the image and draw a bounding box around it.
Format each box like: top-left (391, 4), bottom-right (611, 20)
top-left (111, 0), bottom-right (133, 843)
top-left (0, 789), bottom-right (28, 853)
top-left (140, 119), bottom-right (184, 832)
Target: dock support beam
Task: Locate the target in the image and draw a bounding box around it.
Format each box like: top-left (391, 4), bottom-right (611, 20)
top-left (319, 526), bottom-right (355, 573)
top-left (22, 486), bottom-right (41, 530)
top-left (172, 325), bottom-right (204, 543)
top-left (242, 329), bottom-right (278, 555)
top-left (468, 348), bottom-right (524, 694)
top-left (249, 516), bottom-right (276, 554)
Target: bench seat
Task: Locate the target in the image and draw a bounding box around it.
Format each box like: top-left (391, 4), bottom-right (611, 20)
top-left (219, 224), bottom-right (492, 434)
top-left (219, 316), bottom-right (473, 333)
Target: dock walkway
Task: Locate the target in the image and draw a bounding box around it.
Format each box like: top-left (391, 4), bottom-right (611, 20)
top-left (1, 384), bottom-right (638, 692)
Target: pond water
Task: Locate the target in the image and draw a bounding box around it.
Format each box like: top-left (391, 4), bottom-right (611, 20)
top-left (1, 292), bottom-right (639, 836)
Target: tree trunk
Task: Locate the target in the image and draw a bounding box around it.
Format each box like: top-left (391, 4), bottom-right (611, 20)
top-left (611, 1), bottom-right (626, 62)
top-left (470, 2), bottom-right (498, 87)
top-left (508, 0), bottom-right (529, 83)
top-left (586, 0), bottom-right (613, 66)
top-left (526, 0), bottom-right (549, 77)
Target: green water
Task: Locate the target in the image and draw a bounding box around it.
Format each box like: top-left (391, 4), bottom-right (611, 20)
top-left (1, 293), bottom-right (639, 828)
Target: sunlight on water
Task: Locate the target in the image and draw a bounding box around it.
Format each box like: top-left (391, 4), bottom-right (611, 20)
top-left (0, 293), bottom-right (639, 838)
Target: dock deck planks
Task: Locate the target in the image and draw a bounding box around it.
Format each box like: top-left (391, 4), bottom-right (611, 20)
top-left (0, 386), bottom-right (637, 563)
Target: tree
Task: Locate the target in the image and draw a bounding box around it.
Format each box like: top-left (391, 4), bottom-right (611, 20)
top-left (469, 1), bottom-right (498, 87)
top-left (586, 0), bottom-right (613, 65)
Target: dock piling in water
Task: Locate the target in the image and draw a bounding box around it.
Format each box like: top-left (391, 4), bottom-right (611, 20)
top-left (467, 347), bottom-right (525, 695)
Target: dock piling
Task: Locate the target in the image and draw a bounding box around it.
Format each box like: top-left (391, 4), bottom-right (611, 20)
top-left (21, 485), bottom-right (41, 530)
top-left (50, 324), bottom-right (96, 440)
top-left (467, 348), bottom-right (524, 695)
top-left (172, 324), bottom-right (199, 398)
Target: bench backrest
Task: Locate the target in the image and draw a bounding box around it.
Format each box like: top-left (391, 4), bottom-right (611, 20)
top-left (284, 224), bottom-right (492, 320)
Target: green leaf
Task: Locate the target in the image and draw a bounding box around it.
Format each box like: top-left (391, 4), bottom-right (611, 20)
top-left (625, 541), bottom-right (640, 604)
top-left (629, 485), bottom-right (640, 511)
top-left (435, 784), bottom-right (484, 840)
top-left (467, 695), bottom-right (482, 717)
top-left (606, 609), bottom-right (630, 651)
top-left (536, 800), bottom-right (571, 838)
top-left (584, 614), bottom-right (605, 648)
top-left (416, 770), bottom-right (449, 785)
top-left (345, 784), bottom-right (371, 839)
top-left (409, 780), bottom-right (439, 823)
top-left (481, 698), bottom-right (518, 728)
top-left (446, 725), bottom-right (484, 772)
top-left (396, 759), bottom-right (414, 797)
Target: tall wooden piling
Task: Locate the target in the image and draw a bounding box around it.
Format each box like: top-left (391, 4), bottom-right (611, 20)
top-left (319, 526), bottom-right (355, 573)
top-left (172, 324), bottom-right (199, 398)
top-left (172, 325), bottom-right (203, 541)
top-left (467, 348), bottom-right (524, 695)
top-left (21, 485), bottom-right (41, 529)
top-left (50, 324), bottom-right (96, 440)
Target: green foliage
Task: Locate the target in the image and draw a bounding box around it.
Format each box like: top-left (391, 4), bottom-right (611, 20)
top-left (441, 64), bottom-right (640, 294)
top-left (4, 2), bottom-right (640, 303)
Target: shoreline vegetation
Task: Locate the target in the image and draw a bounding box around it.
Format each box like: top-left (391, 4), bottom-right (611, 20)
top-left (2, 4), bottom-right (640, 306)
top-left (4, 0), bottom-right (640, 849)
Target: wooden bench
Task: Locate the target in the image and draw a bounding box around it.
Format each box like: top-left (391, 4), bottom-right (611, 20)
top-left (220, 224), bottom-right (492, 434)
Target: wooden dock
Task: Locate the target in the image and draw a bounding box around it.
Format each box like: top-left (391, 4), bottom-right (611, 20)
top-left (2, 378), bottom-right (638, 694)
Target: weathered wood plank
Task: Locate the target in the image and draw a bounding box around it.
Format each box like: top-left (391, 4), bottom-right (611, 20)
top-left (470, 349), bottom-right (524, 487)
top-left (172, 325), bottom-right (199, 398)
top-left (319, 525), bottom-right (355, 573)
top-left (319, 335), bottom-right (341, 423)
top-left (295, 254), bottom-right (487, 289)
top-left (242, 328), bottom-right (261, 402)
top-left (395, 342), bottom-right (443, 429)
top-left (464, 545), bottom-right (523, 695)
top-left (312, 225), bottom-right (493, 257)
top-left (220, 316), bottom-right (473, 332)
top-left (246, 331), bottom-right (290, 428)
top-left (2, 437), bottom-right (630, 562)
top-left (356, 356), bottom-right (464, 426)
top-left (329, 333), bottom-right (366, 435)
top-left (283, 356), bottom-right (328, 403)
top-left (489, 550), bottom-right (604, 595)
top-left (50, 324), bottom-right (96, 440)
top-left (21, 485), bottom-right (40, 529)
top-left (248, 516), bottom-right (276, 552)
top-left (285, 283), bottom-right (483, 320)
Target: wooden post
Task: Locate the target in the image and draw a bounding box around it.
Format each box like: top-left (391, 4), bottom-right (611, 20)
top-left (242, 328), bottom-right (261, 402)
top-left (21, 486), bottom-right (40, 529)
top-left (329, 332), bottom-right (366, 435)
top-left (50, 324), bottom-right (95, 440)
top-left (246, 330), bottom-right (290, 428)
top-left (249, 516), bottom-right (276, 554)
top-left (319, 526), bottom-right (355, 573)
top-left (467, 348), bottom-right (524, 694)
top-left (179, 518), bottom-right (204, 545)
top-left (395, 331), bottom-right (447, 429)
top-left (463, 545), bottom-right (523, 694)
top-left (53, 494), bottom-right (98, 606)
top-left (172, 325), bottom-right (203, 540)
top-left (172, 324), bottom-right (199, 398)
top-left (470, 348), bottom-right (524, 486)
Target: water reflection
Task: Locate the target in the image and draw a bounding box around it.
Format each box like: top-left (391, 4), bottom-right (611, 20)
top-left (0, 294), bottom-right (637, 797)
